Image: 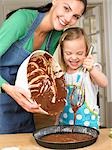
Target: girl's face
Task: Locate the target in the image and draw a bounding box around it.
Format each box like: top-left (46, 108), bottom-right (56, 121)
top-left (63, 36), bottom-right (87, 73)
top-left (49, 0), bottom-right (85, 30)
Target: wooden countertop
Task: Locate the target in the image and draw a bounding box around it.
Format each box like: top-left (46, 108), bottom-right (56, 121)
top-left (0, 128), bottom-right (111, 150)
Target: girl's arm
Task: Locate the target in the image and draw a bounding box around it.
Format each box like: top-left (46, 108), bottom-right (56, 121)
top-left (83, 55), bottom-right (108, 87)
top-left (89, 65), bottom-right (108, 87)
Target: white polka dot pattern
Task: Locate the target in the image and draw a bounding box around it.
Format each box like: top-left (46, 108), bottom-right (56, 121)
top-left (84, 121), bottom-right (90, 126)
top-left (76, 114), bottom-right (82, 120)
top-left (63, 113), bottom-right (67, 118)
top-left (84, 108), bottom-right (90, 114)
top-left (91, 115), bottom-right (96, 120)
top-left (69, 108), bottom-right (74, 113)
top-left (69, 120), bottom-right (74, 125)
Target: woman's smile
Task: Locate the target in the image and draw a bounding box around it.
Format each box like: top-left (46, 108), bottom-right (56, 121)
top-left (58, 17), bottom-right (67, 26)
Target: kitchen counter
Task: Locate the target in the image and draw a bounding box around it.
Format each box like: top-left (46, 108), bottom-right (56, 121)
top-left (0, 128), bottom-right (111, 150)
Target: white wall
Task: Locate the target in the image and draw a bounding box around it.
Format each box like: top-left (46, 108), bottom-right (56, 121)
top-left (0, 0), bottom-right (47, 25)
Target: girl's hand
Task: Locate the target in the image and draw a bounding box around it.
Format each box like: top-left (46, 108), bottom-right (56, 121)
top-left (2, 83), bottom-right (48, 115)
top-left (83, 55), bottom-right (94, 72)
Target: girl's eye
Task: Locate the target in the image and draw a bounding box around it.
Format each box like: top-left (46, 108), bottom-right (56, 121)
top-left (77, 52), bottom-right (83, 55)
top-left (65, 52), bottom-right (72, 55)
top-left (64, 6), bottom-right (69, 12)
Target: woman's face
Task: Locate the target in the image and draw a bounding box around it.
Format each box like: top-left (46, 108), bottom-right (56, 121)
top-left (50, 0), bottom-right (85, 30)
top-left (63, 36), bottom-right (87, 72)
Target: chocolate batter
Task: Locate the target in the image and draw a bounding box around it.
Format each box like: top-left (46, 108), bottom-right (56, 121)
top-left (27, 52), bottom-right (67, 115)
top-left (41, 133), bottom-right (93, 143)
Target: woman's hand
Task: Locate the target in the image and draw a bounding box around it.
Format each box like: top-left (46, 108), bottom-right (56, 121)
top-left (83, 54), bottom-right (94, 72)
top-left (2, 83), bottom-right (48, 115)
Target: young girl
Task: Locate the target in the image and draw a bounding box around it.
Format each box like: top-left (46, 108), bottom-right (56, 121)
top-left (57, 27), bottom-right (108, 130)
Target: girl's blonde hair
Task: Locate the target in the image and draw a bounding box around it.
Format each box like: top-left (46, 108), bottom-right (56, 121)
top-left (59, 27), bottom-right (90, 55)
top-left (57, 27), bottom-right (90, 72)
top-left (59, 27), bottom-right (90, 70)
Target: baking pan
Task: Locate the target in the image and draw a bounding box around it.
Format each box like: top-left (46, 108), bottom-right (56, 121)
top-left (33, 125), bottom-right (99, 149)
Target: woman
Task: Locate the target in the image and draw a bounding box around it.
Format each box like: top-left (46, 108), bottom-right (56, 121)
top-left (0, 0), bottom-right (87, 134)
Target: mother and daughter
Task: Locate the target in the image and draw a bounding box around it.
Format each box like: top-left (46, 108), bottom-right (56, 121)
top-left (0, 0), bottom-right (107, 134)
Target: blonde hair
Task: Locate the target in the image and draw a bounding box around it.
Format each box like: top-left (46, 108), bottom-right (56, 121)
top-left (60, 27), bottom-right (89, 54)
top-left (55, 27), bottom-right (90, 72)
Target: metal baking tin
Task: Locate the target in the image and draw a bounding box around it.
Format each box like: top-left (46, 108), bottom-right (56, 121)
top-left (33, 125), bottom-right (99, 149)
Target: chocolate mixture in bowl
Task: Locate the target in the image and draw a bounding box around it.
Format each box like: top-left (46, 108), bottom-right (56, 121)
top-left (27, 51), bottom-right (67, 115)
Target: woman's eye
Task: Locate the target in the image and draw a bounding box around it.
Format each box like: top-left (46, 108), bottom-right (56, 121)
top-left (73, 15), bottom-right (80, 20)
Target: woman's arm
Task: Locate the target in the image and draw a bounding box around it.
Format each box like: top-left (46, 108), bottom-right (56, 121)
top-left (0, 9), bottom-right (37, 87)
top-left (2, 83), bottom-right (48, 114)
top-left (0, 9), bottom-right (36, 56)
